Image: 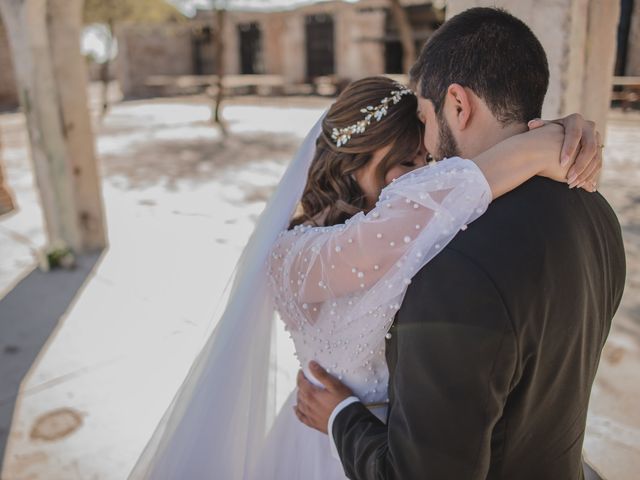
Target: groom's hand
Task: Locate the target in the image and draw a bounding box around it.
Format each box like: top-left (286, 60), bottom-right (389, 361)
top-left (294, 361), bottom-right (354, 434)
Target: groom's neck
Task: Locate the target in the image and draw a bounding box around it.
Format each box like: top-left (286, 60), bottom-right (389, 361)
top-left (460, 120), bottom-right (528, 159)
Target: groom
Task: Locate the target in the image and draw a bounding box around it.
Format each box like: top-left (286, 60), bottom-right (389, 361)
top-left (295, 7), bottom-right (626, 479)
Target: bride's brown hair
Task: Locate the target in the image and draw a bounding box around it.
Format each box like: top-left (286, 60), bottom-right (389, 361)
top-left (290, 76), bottom-right (424, 229)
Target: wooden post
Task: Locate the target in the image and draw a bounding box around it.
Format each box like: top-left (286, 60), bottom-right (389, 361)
top-left (48, 0), bottom-right (107, 251)
top-left (579, 0), bottom-right (620, 144)
top-left (0, 0), bottom-right (106, 253)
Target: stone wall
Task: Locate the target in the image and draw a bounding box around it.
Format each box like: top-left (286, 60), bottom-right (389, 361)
top-left (116, 0), bottom-right (426, 94)
top-left (277, 1), bottom-right (386, 83)
top-left (115, 23), bottom-right (194, 98)
top-left (0, 21), bottom-right (18, 110)
top-left (280, 11), bottom-right (305, 83)
top-left (197, 0), bottom-right (395, 83)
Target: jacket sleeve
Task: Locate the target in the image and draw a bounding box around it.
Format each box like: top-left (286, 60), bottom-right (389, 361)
top-left (332, 248), bottom-right (518, 480)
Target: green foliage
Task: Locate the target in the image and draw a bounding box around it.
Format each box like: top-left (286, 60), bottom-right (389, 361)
top-left (41, 246), bottom-right (76, 271)
top-left (83, 0), bottom-right (186, 26)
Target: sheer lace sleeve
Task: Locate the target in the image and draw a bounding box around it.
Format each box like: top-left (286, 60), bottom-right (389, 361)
top-left (268, 156), bottom-right (491, 326)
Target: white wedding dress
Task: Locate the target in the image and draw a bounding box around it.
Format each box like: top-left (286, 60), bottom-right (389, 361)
top-left (255, 156), bottom-right (491, 479)
top-left (127, 117), bottom-right (491, 480)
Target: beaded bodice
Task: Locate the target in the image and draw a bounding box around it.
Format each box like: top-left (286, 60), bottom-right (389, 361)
top-left (267, 157), bottom-right (492, 403)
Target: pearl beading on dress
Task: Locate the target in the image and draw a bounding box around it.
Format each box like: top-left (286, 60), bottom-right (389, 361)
top-left (266, 157), bottom-right (492, 403)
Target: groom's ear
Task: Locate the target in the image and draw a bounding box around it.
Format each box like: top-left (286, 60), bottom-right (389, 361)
top-left (445, 83), bottom-right (473, 131)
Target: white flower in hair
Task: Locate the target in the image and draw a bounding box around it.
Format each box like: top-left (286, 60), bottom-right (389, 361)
top-left (331, 83), bottom-right (414, 147)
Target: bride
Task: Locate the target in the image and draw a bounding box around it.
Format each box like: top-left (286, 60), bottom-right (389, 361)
top-left (128, 76), bottom-right (600, 479)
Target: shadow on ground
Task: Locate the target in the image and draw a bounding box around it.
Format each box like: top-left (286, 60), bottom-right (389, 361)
top-left (584, 461), bottom-right (605, 480)
top-left (0, 252), bottom-right (103, 471)
top-left (100, 131), bottom-right (302, 190)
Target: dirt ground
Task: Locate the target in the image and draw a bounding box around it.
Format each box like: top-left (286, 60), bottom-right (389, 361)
top-left (0, 90), bottom-right (638, 478)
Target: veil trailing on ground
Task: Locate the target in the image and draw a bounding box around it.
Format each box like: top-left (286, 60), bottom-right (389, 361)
top-left (128, 113), bottom-right (325, 479)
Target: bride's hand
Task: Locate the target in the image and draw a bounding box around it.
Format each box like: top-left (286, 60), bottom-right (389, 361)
top-left (520, 123), bottom-right (572, 183)
top-left (528, 113), bottom-right (603, 192)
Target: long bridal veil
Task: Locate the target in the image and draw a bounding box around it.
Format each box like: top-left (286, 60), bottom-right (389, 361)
top-left (128, 113), bottom-right (325, 479)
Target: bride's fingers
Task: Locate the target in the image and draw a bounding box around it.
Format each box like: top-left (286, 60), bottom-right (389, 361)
top-left (574, 161), bottom-right (601, 191)
top-left (559, 115), bottom-right (585, 167)
top-left (576, 155), bottom-right (601, 187)
top-left (569, 134), bottom-right (602, 189)
top-left (567, 126), bottom-right (599, 185)
top-left (529, 114), bottom-right (586, 168)
top-left (566, 149), bottom-right (590, 186)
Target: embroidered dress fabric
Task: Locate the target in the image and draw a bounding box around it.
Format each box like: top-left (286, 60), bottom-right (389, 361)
top-left (267, 157), bottom-right (491, 407)
top-left (128, 108), bottom-right (491, 479)
top-left (256, 157), bottom-right (492, 479)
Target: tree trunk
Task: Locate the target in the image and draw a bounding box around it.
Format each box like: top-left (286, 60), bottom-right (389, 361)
top-left (212, 6), bottom-right (227, 136)
top-left (389, 0), bottom-right (416, 74)
top-left (0, 0), bottom-right (106, 253)
top-left (0, 128), bottom-right (16, 216)
top-left (0, 0), bottom-right (80, 251)
top-left (48, 0), bottom-right (106, 250)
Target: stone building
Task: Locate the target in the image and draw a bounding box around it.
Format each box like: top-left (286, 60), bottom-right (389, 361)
top-left (116, 23), bottom-right (196, 97)
top-left (115, 0), bottom-right (444, 98)
top-left (0, 1), bottom-right (638, 105)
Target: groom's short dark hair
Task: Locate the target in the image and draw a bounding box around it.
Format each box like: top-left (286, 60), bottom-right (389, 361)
top-left (410, 7), bottom-right (549, 125)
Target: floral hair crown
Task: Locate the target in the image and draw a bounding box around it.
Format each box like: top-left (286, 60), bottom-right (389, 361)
top-left (330, 83), bottom-right (415, 148)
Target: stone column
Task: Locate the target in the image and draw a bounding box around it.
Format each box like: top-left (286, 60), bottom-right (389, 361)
top-left (445, 0), bottom-right (620, 141)
top-left (263, 14), bottom-right (286, 75)
top-left (282, 12), bottom-right (305, 83)
top-left (337, 4), bottom-right (385, 80)
top-left (356, 9), bottom-right (386, 77)
top-left (223, 13), bottom-right (240, 75)
top-left (579, 0), bottom-right (620, 140)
